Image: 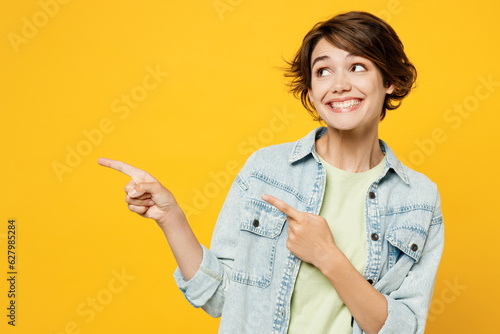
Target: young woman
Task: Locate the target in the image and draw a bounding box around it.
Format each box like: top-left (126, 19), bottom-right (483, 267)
top-left (98, 11), bottom-right (444, 334)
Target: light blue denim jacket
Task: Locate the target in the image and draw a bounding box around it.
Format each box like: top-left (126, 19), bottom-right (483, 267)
top-left (174, 126), bottom-right (444, 333)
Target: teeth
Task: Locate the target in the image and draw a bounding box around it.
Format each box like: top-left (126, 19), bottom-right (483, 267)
top-left (330, 99), bottom-right (362, 109)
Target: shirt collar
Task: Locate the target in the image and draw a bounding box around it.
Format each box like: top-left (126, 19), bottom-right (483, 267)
top-left (288, 126), bottom-right (409, 185)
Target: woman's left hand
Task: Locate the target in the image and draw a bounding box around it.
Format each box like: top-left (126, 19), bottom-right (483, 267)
top-left (261, 193), bottom-right (338, 271)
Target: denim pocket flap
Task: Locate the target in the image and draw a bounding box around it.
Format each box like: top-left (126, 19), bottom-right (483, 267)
top-left (241, 198), bottom-right (287, 238)
top-left (386, 225), bottom-right (428, 262)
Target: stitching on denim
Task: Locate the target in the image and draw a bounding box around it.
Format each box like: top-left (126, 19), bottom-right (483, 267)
top-left (386, 225), bottom-right (427, 261)
top-left (241, 198), bottom-right (287, 238)
top-left (246, 197), bottom-right (284, 215)
top-left (199, 265), bottom-right (223, 284)
top-left (380, 203), bottom-right (434, 216)
top-left (389, 225), bottom-right (427, 235)
top-left (430, 214), bottom-right (443, 225)
top-left (289, 142), bottom-right (301, 162)
top-left (230, 237), bottom-right (277, 288)
top-left (386, 238), bottom-right (421, 261)
top-left (250, 170), bottom-right (308, 203)
top-left (235, 174), bottom-right (249, 191)
top-left (364, 182), bottom-right (382, 282)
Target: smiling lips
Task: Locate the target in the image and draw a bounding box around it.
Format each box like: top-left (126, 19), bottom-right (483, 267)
top-left (327, 98), bottom-right (363, 113)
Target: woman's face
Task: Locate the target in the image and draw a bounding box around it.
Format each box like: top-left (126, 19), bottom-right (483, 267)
top-left (308, 38), bottom-right (394, 134)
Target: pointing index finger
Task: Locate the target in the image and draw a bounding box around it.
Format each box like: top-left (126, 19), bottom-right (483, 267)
top-left (97, 157), bottom-right (152, 183)
top-left (261, 194), bottom-right (301, 220)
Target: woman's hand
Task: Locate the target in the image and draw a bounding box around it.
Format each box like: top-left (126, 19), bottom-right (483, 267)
top-left (97, 158), bottom-right (180, 228)
top-left (98, 157), bottom-right (203, 280)
top-left (261, 193), bottom-right (338, 271)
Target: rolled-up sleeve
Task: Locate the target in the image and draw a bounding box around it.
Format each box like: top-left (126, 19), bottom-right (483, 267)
top-left (172, 152), bottom-right (256, 317)
top-left (173, 244), bottom-right (225, 312)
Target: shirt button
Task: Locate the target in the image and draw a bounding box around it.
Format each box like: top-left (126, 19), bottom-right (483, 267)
top-left (411, 243), bottom-right (418, 252)
top-left (253, 219), bottom-right (259, 227)
top-left (280, 308), bottom-right (285, 318)
top-left (367, 279), bottom-right (374, 285)
top-left (369, 191), bottom-right (376, 199)
top-left (371, 233), bottom-right (379, 241)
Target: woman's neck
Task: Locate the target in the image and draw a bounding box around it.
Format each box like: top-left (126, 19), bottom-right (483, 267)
top-left (315, 125), bottom-right (384, 173)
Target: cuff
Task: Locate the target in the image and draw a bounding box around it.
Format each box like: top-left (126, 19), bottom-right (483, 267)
top-left (378, 294), bottom-right (417, 334)
top-left (173, 244), bottom-right (224, 308)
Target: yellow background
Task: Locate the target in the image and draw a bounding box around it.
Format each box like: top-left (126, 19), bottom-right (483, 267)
top-left (1, 0), bottom-right (499, 333)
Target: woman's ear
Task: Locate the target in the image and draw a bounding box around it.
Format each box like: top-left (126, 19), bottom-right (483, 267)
top-left (385, 83), bottom-right (395, 95)
top-left (307, 88), bottom-right (314, 104)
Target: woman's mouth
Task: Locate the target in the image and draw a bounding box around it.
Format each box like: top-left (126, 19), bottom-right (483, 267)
top-left (327, 98), bottom-right (363, 113)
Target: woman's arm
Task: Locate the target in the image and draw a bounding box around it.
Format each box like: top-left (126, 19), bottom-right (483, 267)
top-left (98, 155), bottom-right (255, 318)
top-left (97, 158), bottom-right (203, 281)
top-left (318, 245), bottom-right (387, 334)
top-left (157, 206), bottom-right (203, 281)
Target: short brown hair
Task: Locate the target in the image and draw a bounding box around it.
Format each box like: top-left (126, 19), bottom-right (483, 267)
top-left (284, 11), bottom-right (417, 121)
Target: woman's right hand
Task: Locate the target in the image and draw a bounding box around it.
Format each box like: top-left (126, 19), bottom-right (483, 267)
top-left (97, 157), bottom-right (181, 228)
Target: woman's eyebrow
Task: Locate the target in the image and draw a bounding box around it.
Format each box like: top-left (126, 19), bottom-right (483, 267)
top-left (311, 55), bottom-right (329, 68)
top-left (311, 53), bottom-right (357, 68)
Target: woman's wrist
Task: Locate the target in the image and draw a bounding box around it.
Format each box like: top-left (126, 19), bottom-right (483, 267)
top-left (316, 243), bottom-right (344, 277)
top-left (156, 205), bottom-right (188, 234)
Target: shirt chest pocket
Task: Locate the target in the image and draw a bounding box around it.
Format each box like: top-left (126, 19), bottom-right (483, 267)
top-left (385, 213), bottom-right (430, 270)
top-left (231, 198), bottom-right (287, 288)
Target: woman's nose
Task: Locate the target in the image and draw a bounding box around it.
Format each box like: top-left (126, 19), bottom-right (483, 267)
top-left (331, 71), bottom-right (351, 93)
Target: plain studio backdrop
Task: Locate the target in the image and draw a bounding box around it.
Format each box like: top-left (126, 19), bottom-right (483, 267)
top-left (1, 0), bottom-right (498, 333)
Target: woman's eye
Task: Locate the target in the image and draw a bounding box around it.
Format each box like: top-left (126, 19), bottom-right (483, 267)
top-left (352, 64), bottom-right (366, 72)
top-left (317, 68), bottom-right (330, 77)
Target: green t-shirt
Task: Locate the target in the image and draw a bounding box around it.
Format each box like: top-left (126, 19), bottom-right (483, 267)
top-left (287, 153), bottom-right (386, 334)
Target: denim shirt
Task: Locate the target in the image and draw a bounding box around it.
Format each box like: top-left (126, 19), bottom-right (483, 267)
top-left (174, 126), bottom-right (444, 334)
